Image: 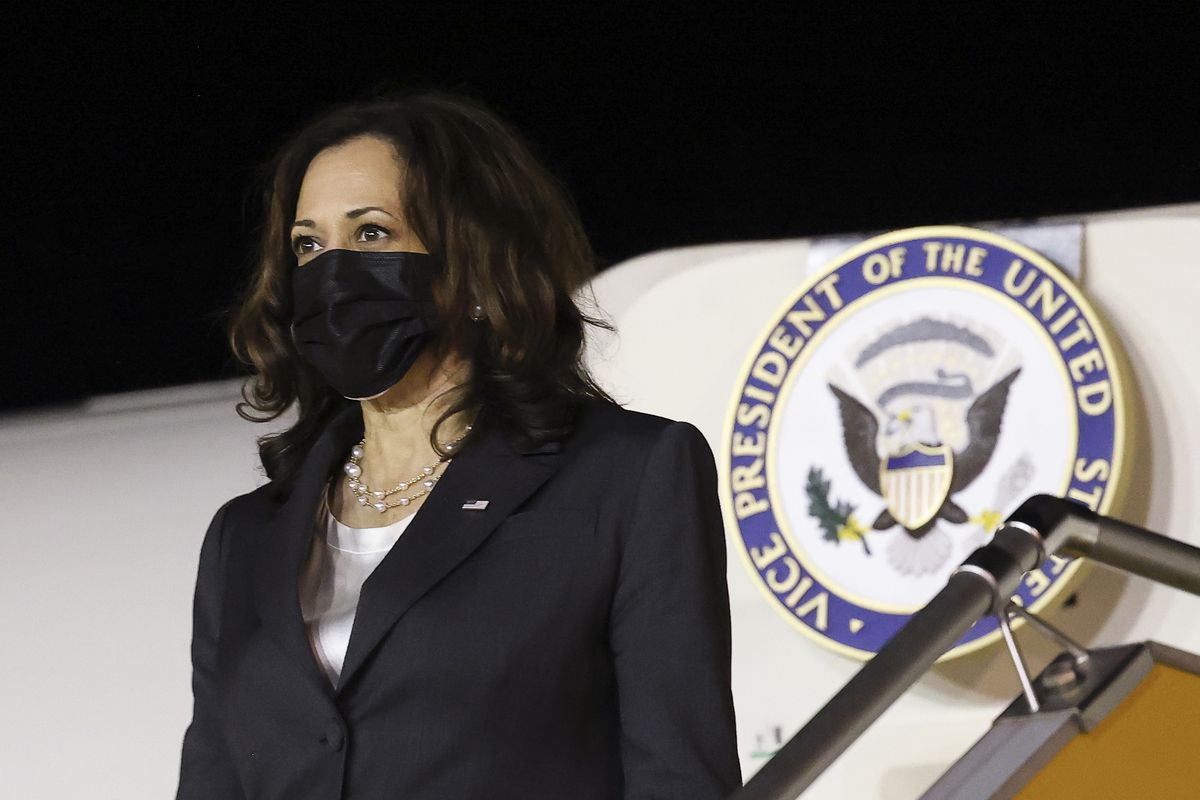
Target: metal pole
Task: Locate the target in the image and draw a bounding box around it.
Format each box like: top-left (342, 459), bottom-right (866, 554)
top-left (731, 523), bottom-right (1045, 800)
top-left (1074, 516), bottom-right (1200, 596)
top-left (1004, 494), bottom-right (1200, 596)
top-left (728, 495), bottom-right (1200, 800)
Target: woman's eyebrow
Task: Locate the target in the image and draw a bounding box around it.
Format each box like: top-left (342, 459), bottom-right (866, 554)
top-left (292, 207), bottom-right (397, 229)
top-left (346, 206), bottom-right (396, 220)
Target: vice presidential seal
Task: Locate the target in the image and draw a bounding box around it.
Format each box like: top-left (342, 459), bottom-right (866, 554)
top-left (722, 226), bottom-right (1126, 659)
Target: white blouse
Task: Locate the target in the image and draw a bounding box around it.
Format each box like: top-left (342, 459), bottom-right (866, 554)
top-left (299, 503), bottom-right (417, 687)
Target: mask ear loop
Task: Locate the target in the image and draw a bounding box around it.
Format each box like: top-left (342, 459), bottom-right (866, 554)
top-left (344, 386), bottom-right (392, 402)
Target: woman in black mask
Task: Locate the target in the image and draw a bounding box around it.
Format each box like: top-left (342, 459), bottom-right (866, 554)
top-left (176, 92), bottom-right (740, 800)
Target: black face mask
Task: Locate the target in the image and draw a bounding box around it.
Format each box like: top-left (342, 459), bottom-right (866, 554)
top-left (290, 249), bottom-right (440, 400)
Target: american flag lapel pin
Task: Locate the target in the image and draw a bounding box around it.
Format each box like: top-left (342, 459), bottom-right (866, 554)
top-left (461, 500), bottom-right (490, 511)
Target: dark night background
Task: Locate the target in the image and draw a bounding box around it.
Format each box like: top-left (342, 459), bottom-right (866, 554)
top-left (4, 5), bottom-right (1198, 413)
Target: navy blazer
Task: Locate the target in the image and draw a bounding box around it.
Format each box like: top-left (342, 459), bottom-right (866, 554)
top-left (176, 398), bottom-right (741, 799)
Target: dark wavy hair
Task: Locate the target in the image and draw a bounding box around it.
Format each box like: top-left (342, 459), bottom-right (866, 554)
top-left (229, 91), bottom-right (615, 489)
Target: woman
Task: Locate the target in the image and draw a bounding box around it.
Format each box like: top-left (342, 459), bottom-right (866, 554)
top-left (176, 91), bottom-right (740, 800)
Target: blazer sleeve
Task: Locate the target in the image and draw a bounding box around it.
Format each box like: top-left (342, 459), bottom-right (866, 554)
top-left (610, 421), bottom-right (742, 798)
top-left (176, 500), bottom-right (246, 800)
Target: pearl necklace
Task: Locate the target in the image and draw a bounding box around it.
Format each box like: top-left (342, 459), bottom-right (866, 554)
top-left (342, 425), bottom-right (473, 513)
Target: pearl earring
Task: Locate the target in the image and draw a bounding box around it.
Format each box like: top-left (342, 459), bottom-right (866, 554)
top-left (470, 304), bottom-right (486, 321)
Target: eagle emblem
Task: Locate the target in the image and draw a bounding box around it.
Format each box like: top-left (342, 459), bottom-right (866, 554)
top-left (723, 226), bottom-right (1124, 658)
top-left (822, 317), bottom-right (1021, 574)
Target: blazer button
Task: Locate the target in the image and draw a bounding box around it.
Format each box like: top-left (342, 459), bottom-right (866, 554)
top-left (321, 720), bottom-right (345, 752)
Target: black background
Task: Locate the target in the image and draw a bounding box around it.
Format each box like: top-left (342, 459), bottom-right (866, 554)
top-left (5, 5), bottom-right (1198, 412)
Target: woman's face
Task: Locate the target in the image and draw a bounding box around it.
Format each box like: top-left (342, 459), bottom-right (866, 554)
top-left (291, 135), bottom-right (427, 267)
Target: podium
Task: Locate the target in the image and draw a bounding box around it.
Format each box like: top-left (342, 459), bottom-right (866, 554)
top-left (926, 641), bottom-right (1200, 798)
top-left (731, 495), bottom-right (1200, 800)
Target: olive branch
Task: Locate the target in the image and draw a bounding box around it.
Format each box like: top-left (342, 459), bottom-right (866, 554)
top-left (806, 466), bottom-right (871, 555)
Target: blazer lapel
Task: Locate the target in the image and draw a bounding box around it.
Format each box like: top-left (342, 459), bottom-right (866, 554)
top-left (253, 404), bottom-right (364, 700)
top-left (334, 426), bottom-right (563, 696)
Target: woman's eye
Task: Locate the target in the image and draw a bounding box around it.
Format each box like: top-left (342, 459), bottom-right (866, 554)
top-left (358, 224), bottom-right (390, 243)
top-left (291, 236), bottom-right (319, 257)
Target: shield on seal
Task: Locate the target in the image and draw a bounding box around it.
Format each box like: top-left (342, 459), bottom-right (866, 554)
top-left (878, 443), bottom-right (954, 530)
